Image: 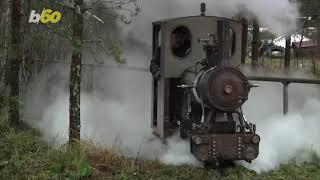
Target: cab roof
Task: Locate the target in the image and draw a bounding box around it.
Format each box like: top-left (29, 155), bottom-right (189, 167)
top-left (152, 15), bottom-right (241, 25)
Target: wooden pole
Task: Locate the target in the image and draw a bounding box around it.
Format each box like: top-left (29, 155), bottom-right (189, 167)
top-left (284, 35), bottom-right (291, 70)
top-left (251, 19), bottom-right (259, 70)
top-left (241, 18), bottom-right (248, 65)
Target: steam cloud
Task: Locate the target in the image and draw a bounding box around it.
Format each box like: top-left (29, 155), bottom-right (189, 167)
top-left (124, 0), bottom-right (300, 46)
top-left (242, 82), bottom-right (320, 172)
top-left (22, 0), bottom-right (320, 173)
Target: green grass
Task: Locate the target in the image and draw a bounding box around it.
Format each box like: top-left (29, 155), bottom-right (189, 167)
top-left (1, 116), bottom-right (320, 179)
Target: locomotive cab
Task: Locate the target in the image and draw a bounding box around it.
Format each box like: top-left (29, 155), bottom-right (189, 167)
top-left (151, 14), bottom-right (260, 165)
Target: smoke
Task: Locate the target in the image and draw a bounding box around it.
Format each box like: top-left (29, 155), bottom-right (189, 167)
top-left (241, 82), bottom-right (320, 173)
top-left (22, 0), bottom-right (319, 173)
top-left (123, 0), bottom-right (299, 46)
top-left (22, 50), bottom-right (199, 165)
top-left (207, 0), bottom-right (299, 34)
top-left (160, 137), bottom-right (201, 166)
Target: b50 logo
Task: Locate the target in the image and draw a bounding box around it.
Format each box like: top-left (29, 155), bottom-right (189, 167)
top-left (29, 9), bottom-right (62, 24)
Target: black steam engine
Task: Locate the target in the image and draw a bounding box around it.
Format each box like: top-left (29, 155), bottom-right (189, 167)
top-left (151, 4), bottom-right (260, 165)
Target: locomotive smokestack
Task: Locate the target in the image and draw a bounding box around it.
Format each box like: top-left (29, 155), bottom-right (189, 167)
top-left (200, 3), bottom-right (206, 16)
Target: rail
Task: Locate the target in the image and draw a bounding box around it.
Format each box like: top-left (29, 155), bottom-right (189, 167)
top-left (247, 76), bottom-right (320, 114)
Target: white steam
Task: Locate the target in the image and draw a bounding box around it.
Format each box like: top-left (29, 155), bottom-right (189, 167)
top-left (242, 82), bottom-right (320, 173)
top-left (124, 0), bottom-right (299, 46)
top-left (22, 52), bottom-right (198, 165)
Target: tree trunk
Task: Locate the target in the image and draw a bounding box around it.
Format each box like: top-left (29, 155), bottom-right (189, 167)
top-left (241, 18), bottom-right (248, 65)
top-left (251, 19), bottom-right (259, 70)
top-left (0, 0), bottom-right (10, 84)
top-left (317, 19), bottom-right (320, 57)
top-left (69, 0), bottom-right (83, 142)
top-left (284, 35), bottom-right (291, 70)
top-left (6, 0), bottom-right (21, 126)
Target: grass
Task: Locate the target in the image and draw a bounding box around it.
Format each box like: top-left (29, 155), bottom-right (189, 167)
top-left (1, 115), bottom-right (320, 180)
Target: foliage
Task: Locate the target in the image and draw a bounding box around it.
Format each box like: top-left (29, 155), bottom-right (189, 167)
top-left (101, 43), bottom-right (127, 64)
top-left (260, 30), bottom-right (278, 40)
top-left (0, 87), bottom-right (22, 117)
top-left (298, 0), bottom-right (320, 16)
top-left (40, 0), bottom-right (139, 65)
top-left (0, 118), bottom-right (94, 179)
top-left (0, 87), bottom-right (8, 109)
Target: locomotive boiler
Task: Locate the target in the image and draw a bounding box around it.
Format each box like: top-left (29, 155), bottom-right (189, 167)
top-left (151, 5), bottom-right (260, 165)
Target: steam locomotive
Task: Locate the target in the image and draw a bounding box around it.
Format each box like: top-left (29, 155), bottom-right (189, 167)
top-left (151, 4), bottom-right (260, 166)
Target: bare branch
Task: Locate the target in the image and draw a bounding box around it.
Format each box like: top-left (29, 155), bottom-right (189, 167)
top-left (40, 24), bottom-right (73, 41)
